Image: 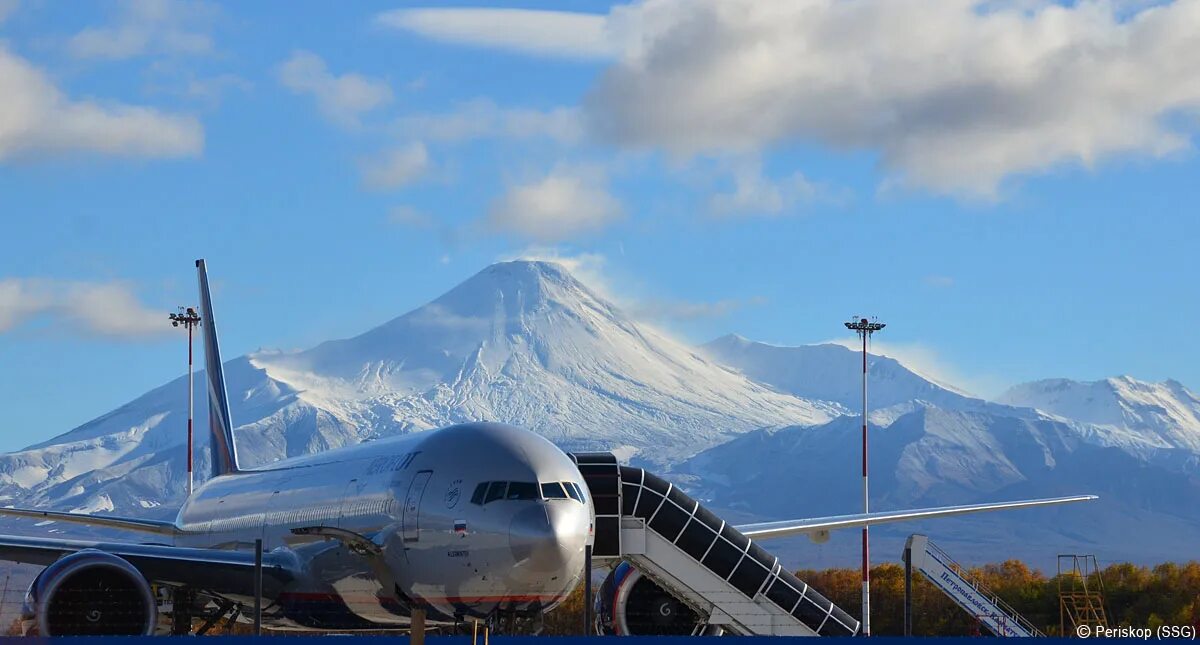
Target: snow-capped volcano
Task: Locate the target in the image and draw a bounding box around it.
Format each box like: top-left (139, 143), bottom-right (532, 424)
top-left (0, 261), bottom-right (835, 516)
top-left (998, 376), bottom-right (1200, 453)
top-left (255, 261), bottom-right (837, 451)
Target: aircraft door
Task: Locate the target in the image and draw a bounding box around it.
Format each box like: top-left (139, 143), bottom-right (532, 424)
top-left (402, 470), bottom-right (433, 543)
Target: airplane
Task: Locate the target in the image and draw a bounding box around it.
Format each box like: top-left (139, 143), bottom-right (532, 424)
top-left (0, 259), bottom-right (1097, 636)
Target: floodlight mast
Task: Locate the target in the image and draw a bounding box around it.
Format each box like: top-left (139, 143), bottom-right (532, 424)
top-left (169, 306), bottom-right (202, 497)
top-left (844, 316), bottom-right (885, 637)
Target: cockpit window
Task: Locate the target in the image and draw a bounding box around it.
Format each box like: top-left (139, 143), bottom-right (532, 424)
top-left (473, 480), bottom-right (585, 505)
top-left (484, 481), bottom-right (507, 504)
top-left (506, 482), bottom-right (539, 500)
top-left (470, 483), bottom-right (488, 505)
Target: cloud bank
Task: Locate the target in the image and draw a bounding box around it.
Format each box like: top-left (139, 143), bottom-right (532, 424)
top-left (0, 279), bottom-right (172, 339)
top-left (0, 46), bottom-right (202, 161)
top-left (384, 0), bottom-right (1200, 196)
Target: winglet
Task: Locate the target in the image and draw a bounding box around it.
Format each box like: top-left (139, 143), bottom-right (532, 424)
top-left (196, 259), bottom-right (241, 477)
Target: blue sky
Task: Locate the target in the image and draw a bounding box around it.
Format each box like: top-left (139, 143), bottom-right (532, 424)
top-left (1, 0), bottom-right (1198, 451)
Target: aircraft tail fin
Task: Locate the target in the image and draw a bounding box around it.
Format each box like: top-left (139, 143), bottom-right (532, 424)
top-left (196, 259), bottom-right (241, 477)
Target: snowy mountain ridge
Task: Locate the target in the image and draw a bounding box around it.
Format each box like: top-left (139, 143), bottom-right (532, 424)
top-left (999, 376), bottom-right (1200, 453)
top-left (702, 334), bottom-right (991, 412)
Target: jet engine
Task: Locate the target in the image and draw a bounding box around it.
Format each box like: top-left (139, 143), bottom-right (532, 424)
top-left (594, 562), bottom-right (714, 635)
top-left (23, 550), bottom-right (158, 636)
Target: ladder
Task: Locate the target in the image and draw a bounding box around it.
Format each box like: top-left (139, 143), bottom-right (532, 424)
top-left (1058, 554), bottom-right (1108, 635)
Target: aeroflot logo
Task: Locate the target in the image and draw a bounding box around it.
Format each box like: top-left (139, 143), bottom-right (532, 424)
top-left (367, 451), bottom-right (421, 475)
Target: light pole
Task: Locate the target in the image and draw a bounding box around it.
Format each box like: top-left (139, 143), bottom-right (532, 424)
top-left (844, 316), bottom-right (885, 637)
top-left (170, 306), bottom-right (202, 497)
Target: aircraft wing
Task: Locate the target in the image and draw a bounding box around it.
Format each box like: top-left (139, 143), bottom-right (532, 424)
top-left (736, 494), bottom-right (1098, 541)
top-left (0, 507), bottom-right (179, 536)
top-left (0, 534), bottom-right (296, 596)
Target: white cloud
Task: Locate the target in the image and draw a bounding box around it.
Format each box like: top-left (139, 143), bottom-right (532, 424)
top-left (278, 50), bottom-right (392, 127)
top-left (376, 8), bottom-right (614, 60)
top-left (67, 0), bottom-right (217, 60)
top-left (923, 275), bottom-right (956, 288)
top-left (393, 2), bottom-right (1200, 196)
top-left (708, 160), bottom-right (821, 216)
top-left (0, 46), bottom-right (202, 161)
top-left (361, 142), bottom-right (431, 190)
top-left (0, 279), bottom-right (171, 339)
top-left (487, 165), bottom-right (623, 242)
top-left (394, 99), bottom-right (583, 144)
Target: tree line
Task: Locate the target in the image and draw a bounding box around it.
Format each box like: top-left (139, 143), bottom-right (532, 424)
top-left (540, 560), bottom-right (1200, 636)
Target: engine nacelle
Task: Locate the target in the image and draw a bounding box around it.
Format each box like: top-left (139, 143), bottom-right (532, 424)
top-left (23, 549), bottom-right (158, 636)
top-left (594, 562), bottom-right (714, 635)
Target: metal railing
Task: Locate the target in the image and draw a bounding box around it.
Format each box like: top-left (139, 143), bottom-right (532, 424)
top-left (925, 539), bottom-right (1044, 637)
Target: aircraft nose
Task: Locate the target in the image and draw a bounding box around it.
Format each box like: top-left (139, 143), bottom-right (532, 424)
top-left (508, 502), bottom-right (589, 577)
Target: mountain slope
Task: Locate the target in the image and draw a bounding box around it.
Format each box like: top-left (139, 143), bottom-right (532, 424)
top-left (0, 261), bottom-right (836, 516)
top-left (999, 376), bottom-right (1200, 453)
top-left (0, 356), bottom-right (356, 518)
top-left (678, 403), bottom-right (1200, 563)
top-left (699, 334), bottom-right (1034, 420)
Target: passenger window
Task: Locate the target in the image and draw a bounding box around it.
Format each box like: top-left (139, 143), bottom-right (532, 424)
top-left (470, 482), bottom-right (488, 505)
top-left (484, 481), bottom-right (507, 504)
top-left (507, 482), bottom-right (538, 500)
top-left (541, 482), bottom-right (568, 499)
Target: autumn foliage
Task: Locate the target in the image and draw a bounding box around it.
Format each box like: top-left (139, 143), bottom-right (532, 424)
top-left (796, 560), bottom-right (1200, 636)
top-left (539, 561), bottom-right (1200, 636)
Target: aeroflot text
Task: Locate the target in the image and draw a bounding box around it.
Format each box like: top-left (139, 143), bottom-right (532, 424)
top-left (1077, 624), bottom-right (1196, 639)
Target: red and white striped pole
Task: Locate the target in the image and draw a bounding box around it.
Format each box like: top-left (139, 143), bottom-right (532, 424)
top-left (187, 321), bottom-right (194, 497)
top-left (845, 316), bottom-right (885, 636)
top-left (170, 306), bottom-right (202, 498)
top-left (860, 325), bottom-right (870, 637)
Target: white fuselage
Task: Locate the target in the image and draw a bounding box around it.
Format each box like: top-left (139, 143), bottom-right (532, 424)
top-left (172, 422), bottom-right (592, 630)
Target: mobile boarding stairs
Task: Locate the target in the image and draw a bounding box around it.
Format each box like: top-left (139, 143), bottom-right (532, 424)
top-left (904, 534), bottom-right (1043, 637)
top-left (571, 453), bottom-right (859, 637)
